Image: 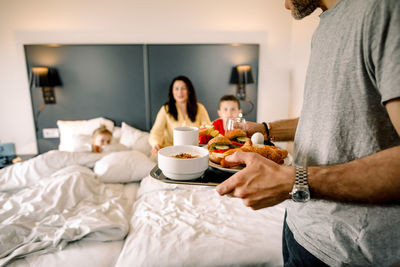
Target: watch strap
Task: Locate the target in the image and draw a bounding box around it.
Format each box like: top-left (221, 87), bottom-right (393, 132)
top-left (295, 166), bottom-right (308, 187)
top-left (262, 122), bottom-right (270, 139)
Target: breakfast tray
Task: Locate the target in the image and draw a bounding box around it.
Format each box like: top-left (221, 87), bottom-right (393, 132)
top-left (150, 165), bottom-right (234, 186)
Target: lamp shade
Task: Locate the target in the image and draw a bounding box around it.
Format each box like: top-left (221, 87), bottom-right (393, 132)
top-left (31, 67), bottom-right (50, 87)
top-left (31, 67), bottom-right (62, 88)
top-left (30, 67), bottom-right (62, 104)
top-left (229, 65), bottom-right (254, 85)
top-left (47, 68), bottom-right (62, 86)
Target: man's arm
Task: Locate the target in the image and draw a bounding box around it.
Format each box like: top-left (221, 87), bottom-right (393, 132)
top-left (245, 118), bottom-right (299, 141)
top-left (309, 145), bottom-right (400, 203)
top-left (216, 101), bottom-right (400, 209)
top-left (310, 98), bottom-right (400, 203)
top-left (216, 146), bottom-right (400, 209)
top-left (386, 98), bottom-right (400, 135)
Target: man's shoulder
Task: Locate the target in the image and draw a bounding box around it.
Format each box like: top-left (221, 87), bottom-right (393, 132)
top-left (359, 0), bottom-right (399, 16)
top-left (339, 0), bottom-right (395, 14)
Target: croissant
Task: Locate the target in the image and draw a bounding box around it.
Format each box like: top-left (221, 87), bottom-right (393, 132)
top-left (219, 140), bottom-right (288, 168)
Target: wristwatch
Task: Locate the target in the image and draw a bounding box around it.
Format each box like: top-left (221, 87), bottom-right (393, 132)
top-left (290, 166), bottom-right (311, 202)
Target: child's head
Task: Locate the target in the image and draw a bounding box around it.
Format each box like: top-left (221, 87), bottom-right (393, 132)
top-left (91, 125), bottom-right (112, 153)
top-left (217, 95), bottom-right (242, 121)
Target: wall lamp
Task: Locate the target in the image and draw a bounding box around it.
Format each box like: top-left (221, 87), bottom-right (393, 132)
top-left (30, 67), bottom-right (62, 135)
top-left (230, 64), bottom-right (254, 100)
top-left (230, 64), bottom-right (255, 115)
top-left (31, 67), bottom-right (62, 104)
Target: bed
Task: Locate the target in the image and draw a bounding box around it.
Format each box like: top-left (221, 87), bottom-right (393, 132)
top-left (1, 117), bottom-right (286, 267)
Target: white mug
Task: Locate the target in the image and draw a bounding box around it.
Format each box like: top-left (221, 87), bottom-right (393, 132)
top-left (173, 126), bottom-right (199, 146)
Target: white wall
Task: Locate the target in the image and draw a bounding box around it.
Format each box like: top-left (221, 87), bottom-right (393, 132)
top-left (0, 0), bottom-right (319, 155)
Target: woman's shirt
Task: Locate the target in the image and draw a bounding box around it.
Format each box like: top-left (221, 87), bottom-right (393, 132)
top-left (149, 103), bottom-right (211, 148)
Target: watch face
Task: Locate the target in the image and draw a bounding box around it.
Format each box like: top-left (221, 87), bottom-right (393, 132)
top-left (292, 189), bottom-right (310, 202)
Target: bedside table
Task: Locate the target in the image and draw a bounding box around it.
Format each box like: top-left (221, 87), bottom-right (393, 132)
top-left (0, 154), bottom-right (37, 169)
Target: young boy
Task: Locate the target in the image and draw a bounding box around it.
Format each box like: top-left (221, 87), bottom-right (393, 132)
top-left (91, 125), bottom-right (112, 153)
top-left (213, 95), bottom-right (242, 136)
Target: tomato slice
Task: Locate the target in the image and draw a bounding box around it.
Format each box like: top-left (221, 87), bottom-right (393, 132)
top-left (230, 140), bottom-right (244, 147)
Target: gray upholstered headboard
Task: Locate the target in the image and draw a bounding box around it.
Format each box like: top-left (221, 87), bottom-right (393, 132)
top-left (24, 44), bottom-right (259, 154)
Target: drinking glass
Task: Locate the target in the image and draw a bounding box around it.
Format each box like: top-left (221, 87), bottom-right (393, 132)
top-left (225, 117), bottom-right (247, 135)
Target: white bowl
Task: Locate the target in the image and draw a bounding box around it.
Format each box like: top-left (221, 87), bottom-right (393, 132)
top-left (158, 145), bottom-right (209, 180)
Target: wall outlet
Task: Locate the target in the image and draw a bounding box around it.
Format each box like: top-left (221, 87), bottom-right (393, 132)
top-left (43, 128), bottom-right (59, 138)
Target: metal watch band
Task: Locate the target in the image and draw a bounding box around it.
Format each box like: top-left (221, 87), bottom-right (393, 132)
top-left (295, 166), bottom-right (308, 186)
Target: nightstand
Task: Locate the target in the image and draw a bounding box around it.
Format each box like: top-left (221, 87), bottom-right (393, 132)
top-left (0, 154), bottom-right (37, 169)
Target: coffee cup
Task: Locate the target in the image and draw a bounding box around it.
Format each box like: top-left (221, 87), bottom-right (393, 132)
top-left (173, 126), bottom-right (199, 146)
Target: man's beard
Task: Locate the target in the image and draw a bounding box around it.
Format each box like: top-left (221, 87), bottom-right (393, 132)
top-left (291, 0), bottom-right (321, 20)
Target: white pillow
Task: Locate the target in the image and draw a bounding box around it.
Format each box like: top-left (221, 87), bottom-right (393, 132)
top-left (57, 117), bottom-right (114, 151)
top-left (94, 151), bottom-right (156, 183)
top-left (119, 122), bottom-right (152, 156)
top-left (112, 126), bottom-right (122, 143)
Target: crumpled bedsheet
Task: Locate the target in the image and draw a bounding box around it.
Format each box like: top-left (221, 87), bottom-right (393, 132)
top-left (116, 175), bottom-right (286, 267)
top-left (0, 151), bottom-right (131, 266)
top-left (0, 150), bottom-right (104, 192)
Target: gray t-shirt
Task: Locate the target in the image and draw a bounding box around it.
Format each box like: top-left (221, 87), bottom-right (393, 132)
top-left (287, 0), bottom-right (400, 266)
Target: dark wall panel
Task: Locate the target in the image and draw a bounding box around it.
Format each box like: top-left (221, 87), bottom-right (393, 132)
top-left (25, 45), bottom-right (146, 153)
top-left (25, 44), bottom-right (259, 154)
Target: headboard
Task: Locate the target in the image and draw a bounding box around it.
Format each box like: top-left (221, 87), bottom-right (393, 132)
top-left (24, 44), bottom-right (259, 153)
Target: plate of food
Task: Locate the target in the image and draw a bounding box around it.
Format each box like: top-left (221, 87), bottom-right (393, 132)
top-left (208, 160), bottom-right (243, 173)
top-left (206, 135), bottom-right (291, 173)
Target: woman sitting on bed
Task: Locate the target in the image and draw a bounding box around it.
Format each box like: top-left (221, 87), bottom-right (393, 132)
top-left (91, 125), bottom-right (112, 153)
top-left (149, 75), bottom-right (211, 155)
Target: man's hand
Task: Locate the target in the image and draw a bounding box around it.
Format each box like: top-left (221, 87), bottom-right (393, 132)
top-left (216, 151), bottom-right (296, 210)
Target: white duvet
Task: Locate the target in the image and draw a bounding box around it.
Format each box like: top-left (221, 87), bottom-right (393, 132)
top-left (116, 176), bottom-right (286, 267)
top-left (0, 151), bottom-right (133, 266)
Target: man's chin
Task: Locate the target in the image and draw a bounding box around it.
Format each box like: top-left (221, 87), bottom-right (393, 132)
top-left (291, 8), bottom-right (316, 19)
top-left (292, 11), bottom-right (305, 20)
top-left (290, 0), bottom-right (320, 20)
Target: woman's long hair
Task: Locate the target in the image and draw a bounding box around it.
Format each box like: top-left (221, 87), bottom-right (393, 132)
top-left (164, 75), bottom-right (198, 122)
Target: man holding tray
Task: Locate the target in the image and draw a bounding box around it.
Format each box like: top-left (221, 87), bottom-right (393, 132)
top-left (217, 0), bottom-right (400, 266)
